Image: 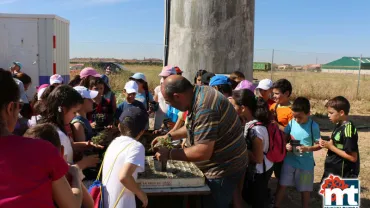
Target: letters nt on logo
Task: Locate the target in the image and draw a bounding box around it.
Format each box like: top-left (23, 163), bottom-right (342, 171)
top-left (319, 174), bottom-right (360, 208)
top-left (324, 186), bottom-right (358, 206)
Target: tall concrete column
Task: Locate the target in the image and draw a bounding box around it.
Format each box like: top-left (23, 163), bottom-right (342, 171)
top-left (167, 0), bottom-right (255, 82)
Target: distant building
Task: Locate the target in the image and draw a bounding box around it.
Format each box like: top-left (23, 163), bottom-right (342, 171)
top-left (321, 57), bottom-right (370, 74)
top-left (278, 64), bottom-right (292, 70)
top-left (303, 64), bottom-right (321, 72)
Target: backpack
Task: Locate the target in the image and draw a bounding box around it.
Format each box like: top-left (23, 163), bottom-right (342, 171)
top-left (88, 142), bottom-right (134, 208)
top-left (247, 121), bottom-right (286, 164)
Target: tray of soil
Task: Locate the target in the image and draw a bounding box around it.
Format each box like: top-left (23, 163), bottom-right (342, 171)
top-left (150, 137), bottom-right (174, 151)
top-left (84, 129), bottom-right (119, 181)
top-left (137, 156), bottom-right (205, 189)
top-left (91, 128), bottom-right (120, 148)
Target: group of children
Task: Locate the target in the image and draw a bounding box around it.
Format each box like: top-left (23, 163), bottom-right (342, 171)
top-left (0, 64), bottom-right (361, 208)
top-left (197, 71), bottom-right (360, 208)
top-left (260, 78), bottom-right (360, 208)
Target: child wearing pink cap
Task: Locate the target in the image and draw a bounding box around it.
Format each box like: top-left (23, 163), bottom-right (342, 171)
top-left (68, 67), bottom-right (101, 88)
top-left (154, 66), bottom-right (177, 130)
top-left (234, 80), bottom-right (256, 92)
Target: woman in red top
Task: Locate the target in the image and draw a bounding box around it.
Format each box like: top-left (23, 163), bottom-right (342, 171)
top-left (0, 68), bottom-right (82, 208)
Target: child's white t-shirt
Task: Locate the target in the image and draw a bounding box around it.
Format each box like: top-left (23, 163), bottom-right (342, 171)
top-left (103, 136), bottom-right (145, 208)
top-left (154, 85), bottom-right (168, 129)
top-left (56, 128), bottom-right (74, 164)
top-left (245, 120), bottom-right (273, 173)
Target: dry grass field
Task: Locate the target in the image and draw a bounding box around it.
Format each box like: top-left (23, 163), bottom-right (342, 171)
top-left (71, 65), bottom-right (370, 207)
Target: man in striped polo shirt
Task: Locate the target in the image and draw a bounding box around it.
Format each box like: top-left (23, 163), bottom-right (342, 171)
top-left (154, 75), bottom-right (248, 208)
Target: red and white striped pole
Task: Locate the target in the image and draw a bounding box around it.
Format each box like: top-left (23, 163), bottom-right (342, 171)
top-left (53, 35), bottom-right (56, 75)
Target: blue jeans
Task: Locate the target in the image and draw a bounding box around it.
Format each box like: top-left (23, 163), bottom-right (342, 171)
top-left (202, 171), bottom-right (244, 208)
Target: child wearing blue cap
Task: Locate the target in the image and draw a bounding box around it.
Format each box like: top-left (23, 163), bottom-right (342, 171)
top-left (10, 61), bottom-right (22, 75)
top-left (209, 75), bottom-right (233, 98)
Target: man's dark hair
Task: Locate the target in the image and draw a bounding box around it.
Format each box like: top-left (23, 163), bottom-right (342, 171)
top-left (164, 77), bottom-right (193, 98)
top-left (24, 123), bottom-right (61, 148)
top-left (292, 97), bottom-right (310, 114)
top-left (325, 96), bottom-right (350, 115)
top-left (272, 79), bottom-right (292, 97)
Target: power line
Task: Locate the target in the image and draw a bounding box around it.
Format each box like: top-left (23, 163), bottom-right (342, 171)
top-left (71, 41), bottom-right (163, 46)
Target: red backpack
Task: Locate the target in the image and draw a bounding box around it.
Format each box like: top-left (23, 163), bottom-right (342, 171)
top-left (248, 122), bottom-right (286, 163)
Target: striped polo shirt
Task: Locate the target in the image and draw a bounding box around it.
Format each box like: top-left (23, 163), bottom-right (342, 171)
top-left (187, 86), bottom-right (248, 179)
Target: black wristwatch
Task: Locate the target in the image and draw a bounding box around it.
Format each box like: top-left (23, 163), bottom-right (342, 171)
top-left (167, 133), bottom-right (173, 141)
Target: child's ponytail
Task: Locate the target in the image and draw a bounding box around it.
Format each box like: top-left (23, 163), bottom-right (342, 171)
top-left (255, 97), bottom-right (270, 125)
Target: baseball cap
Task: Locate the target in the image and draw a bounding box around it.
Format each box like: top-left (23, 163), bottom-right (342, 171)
top-left (174, 66), bottom-right (183, 74)
top-left (124, 80), bottom-right (139, 94)
top-left (13, 61), bottom-right (22, 70)
top-left (36, 84), bottom-right (50, 91)
top-left (234, 80), bottom-right (256, 92)
top-left (37, 88), bottom-right (47, 101)
top-left (73, 86), bottom-right (98, 99)
top-left (201, 72), bottom-right (215, 85)
top-left (256, 79), bottom-right (273, 90)
top-left (159, 66), bottom-right (176, 77)
top-left (130, 73), bottom-right (147, 82)
top-left (209, 75), bottom-right (230, 87)
top-left (80, 67), bottom-right (101, 79)
top-left (37, 84), bottom-right (50, 100)
top-left (119, 107), bottom-right (149, 136)
top-left (50, 74), bottom-right (64, 85)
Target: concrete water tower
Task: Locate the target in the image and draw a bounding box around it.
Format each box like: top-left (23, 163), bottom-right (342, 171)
top-left (164, 0), bottom-right (255, 81)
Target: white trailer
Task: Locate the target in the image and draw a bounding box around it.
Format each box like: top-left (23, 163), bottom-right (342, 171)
top-left (0, 13), bottom-right (69, 97)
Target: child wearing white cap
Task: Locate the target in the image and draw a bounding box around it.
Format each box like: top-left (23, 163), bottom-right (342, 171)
top-left (129, 73), bottom-right (155, 113)
top-left (255, 79), bottom-right (275, 109)
top-left (115, 81), bottom-right (146, 123)
top-left (50, 74), bottom-right (64, 86)
top-left (71, 86), bottom-right (99, 142)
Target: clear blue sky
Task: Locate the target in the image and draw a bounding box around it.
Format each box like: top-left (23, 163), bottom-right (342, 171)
top-left (1, 0), bottom-right (369, 65)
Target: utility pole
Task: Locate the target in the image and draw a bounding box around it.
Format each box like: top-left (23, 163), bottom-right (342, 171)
top-left (270, 49), bottom-right (274, 80)
top-left (356, 54), bottom-right (362, 99)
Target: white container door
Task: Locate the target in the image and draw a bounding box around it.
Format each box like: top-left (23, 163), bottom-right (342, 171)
top-left (6, 19), bottom-right (39, 97)
top-left (0, 21), bottom-right (9, 69)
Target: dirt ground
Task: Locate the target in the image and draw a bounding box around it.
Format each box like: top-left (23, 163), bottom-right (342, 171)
top-left (273, 114), bottom-right (370, 208)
